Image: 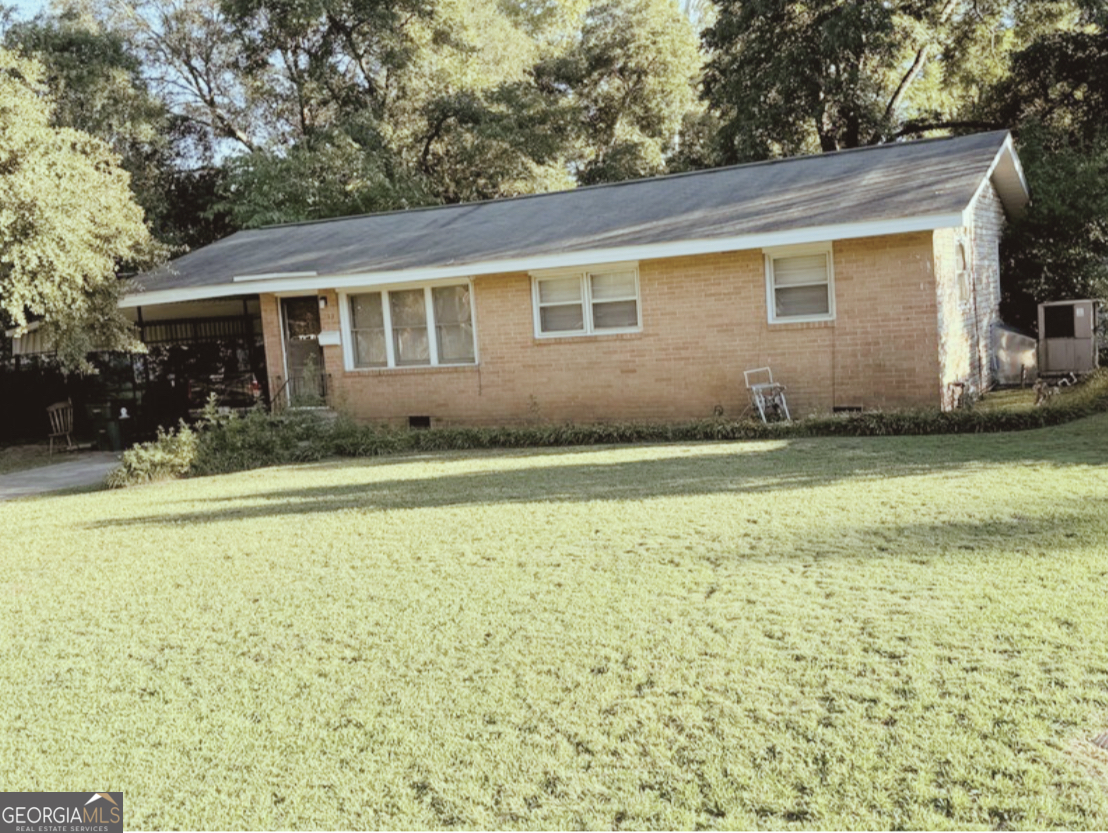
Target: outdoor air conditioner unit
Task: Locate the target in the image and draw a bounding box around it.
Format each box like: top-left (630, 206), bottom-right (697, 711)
top-left (1037, 299), bottom-right (1101, 376)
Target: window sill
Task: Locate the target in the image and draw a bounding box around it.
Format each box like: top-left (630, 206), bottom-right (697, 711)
top-left (343, 363), bottom-right (479, 377)
top-left (766, 317), bottom-right (836, 329)
top-left (533, 330), bottom-right (644, 345)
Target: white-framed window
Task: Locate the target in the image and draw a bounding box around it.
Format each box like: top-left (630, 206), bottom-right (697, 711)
top-left (349, 292), bottom-right (388, 367)
top-left (764, 243), bottom-right (835, 323)
top-left (532, 263), bottom-right (641, 338)
top-left (340, 281), bottom-right (477, 370)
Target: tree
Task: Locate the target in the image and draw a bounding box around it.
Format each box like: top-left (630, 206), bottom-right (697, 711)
top-left (91, 0), bottom-right (443, 155)
top-left (700, 0), bottom-right (1093, 163)
top-left (979, 29), bottom-right (1108, 331)
top-left (91, 0), bottom-right (272, 152)
top-left (0, 48), bottom-right (158, 372)
top-left (61, 0), bottom-right (700, 227)
top-left (216, 121), bottom-right (431, 227)
top-left (536, 0), bottom-right (701, 184)
top-left (406, 83), bottom-right (575, 203)
top-left (95, 0), bottom-right (573, 212)
top-left (378, 0), bottom-right (575, 202)
top-left (3, 9), bottom-right (232, 250)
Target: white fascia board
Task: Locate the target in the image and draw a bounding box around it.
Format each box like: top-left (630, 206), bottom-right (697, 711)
top-left (120, 212), bottom-right (964, 307)
top-left (969, 134), bottom-right (1031, 221)
top-left (1002, 133), bottom-right (1031, 197)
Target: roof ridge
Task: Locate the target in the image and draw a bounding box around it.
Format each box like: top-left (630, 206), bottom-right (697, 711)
top-left (254, 130), bottom-right (1012, 232)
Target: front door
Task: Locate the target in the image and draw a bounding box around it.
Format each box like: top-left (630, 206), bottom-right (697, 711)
top-left (281, 297), bottom-right (326, 406)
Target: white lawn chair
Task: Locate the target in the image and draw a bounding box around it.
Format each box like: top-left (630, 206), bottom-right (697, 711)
top-left (744, 367), bottom-right (791, 424)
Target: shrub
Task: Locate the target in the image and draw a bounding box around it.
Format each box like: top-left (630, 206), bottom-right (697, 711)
top-left (190, 408), bottom-right (332, 475)
top-left (105, 370), bottom-right (1108, 487)
top-left (104, 422), bottom-right (198, 488)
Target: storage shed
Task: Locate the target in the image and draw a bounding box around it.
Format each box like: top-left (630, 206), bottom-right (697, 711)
top-left (1038, 300), bottom-right (1100, 375)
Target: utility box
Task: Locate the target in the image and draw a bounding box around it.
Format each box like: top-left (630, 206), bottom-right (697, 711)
top-left (1038, 299), bottom-right (1100, 375)
top-left (994, 324), bottom-right (1037, 385)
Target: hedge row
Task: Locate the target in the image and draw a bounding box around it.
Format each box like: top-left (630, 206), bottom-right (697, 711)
top-left (106, 369), bottom-right (1108, 488)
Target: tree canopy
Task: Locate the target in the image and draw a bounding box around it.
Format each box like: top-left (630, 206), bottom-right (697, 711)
top-left (3, 9), bottom-right (232, 250)
top-left (978, 28), bottom-right (1108, 330)
top-left (81, 0), bottom-right (700, 225)
top-left (2, 0), bottom-right (1107, 356)
top-left (0, 47), bottom-right (157, 371)
top-left (701, 0), bottom-right (1097, 162)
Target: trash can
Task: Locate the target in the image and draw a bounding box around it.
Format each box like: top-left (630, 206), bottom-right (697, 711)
top-left (88, 405), bottom-right (111, 451)
top-left (105, 419), bottom-right (123, 452)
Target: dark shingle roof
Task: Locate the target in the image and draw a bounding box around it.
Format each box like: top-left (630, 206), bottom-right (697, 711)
top-left (130, 131), bottom-right (1020, 299)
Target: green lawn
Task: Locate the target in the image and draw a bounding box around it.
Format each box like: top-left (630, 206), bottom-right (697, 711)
top-left (2, 415), bottom-right (1108, 830)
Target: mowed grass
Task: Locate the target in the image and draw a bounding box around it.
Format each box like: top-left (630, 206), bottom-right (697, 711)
top-left (2, 416), bottom-right (1108, 830)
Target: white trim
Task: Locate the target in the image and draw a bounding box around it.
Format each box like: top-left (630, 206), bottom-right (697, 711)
top-left (531, 265), bottom-right (642, 339)
top-left (339, 279), bottom-right (478, 371)
top-left (532, 274), bottom-right (585, 337)
top-left (338, 291), bottom-right (355, 370)
top-left (381, 290), bottom-right (396, 367)
top-left (1003, 133), bottom-right (1031, 197)
top-left (120, 213), bottom-right (965, 308)
top-left (467, 281), bottom-right (481, 367)
top-left (968, 135), bottom-right (1031, 222)
top-left (764, 242), bottom-right (836, 324)
top-left (424, 286), bottom-right (440, 366)
top-left (277, 298), bottom-right (291, 381)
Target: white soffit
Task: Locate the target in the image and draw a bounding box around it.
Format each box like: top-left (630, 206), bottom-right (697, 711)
top-left (985, 135), bottom-right (1031, 218)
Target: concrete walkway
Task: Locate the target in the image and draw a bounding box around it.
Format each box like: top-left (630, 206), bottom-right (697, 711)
top-left (0, 452), bottom-right (120, 501)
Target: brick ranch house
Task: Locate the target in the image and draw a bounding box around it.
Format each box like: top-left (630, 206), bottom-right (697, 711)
top-left (122, 130), bottom-right (1030, 426)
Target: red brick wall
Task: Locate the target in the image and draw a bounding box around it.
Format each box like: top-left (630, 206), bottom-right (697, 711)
top-left (260, 231), bottom-right (944, 426)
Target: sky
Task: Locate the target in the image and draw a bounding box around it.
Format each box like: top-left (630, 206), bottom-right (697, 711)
top-left (7, 0), bottom-right (48, 19)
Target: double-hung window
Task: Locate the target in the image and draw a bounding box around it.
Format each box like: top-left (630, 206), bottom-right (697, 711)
top-left (390, 289), bottom-right (430, 366)
top-left (344, 283), bottom-right (476, 369)
top-left (533, 265), bottom-right (641, 337)
top-left (764, 244), bottom-right (835, 323)
top-left (349, 292), bottom-right (388, 367)
top-left (432, 285), bottom-right (477, 364)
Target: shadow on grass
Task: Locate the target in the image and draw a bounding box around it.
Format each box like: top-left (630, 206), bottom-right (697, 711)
top-left (90, 424), bottom-right (1108, 541)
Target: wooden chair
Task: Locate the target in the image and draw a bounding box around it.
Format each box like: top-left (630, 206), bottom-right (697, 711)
top-left (47, 400), bottom-right (75, 455)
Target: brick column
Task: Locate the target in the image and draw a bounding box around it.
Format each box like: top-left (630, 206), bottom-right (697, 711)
top-left (259, 293), bottom-right (285, 396)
